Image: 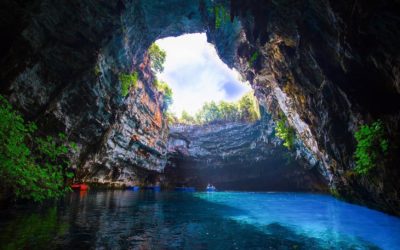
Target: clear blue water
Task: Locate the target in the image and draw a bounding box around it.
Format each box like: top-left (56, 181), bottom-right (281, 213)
top-left (0, 191), bottom-right (399, 249)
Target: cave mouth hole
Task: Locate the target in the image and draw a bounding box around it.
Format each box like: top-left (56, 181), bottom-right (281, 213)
top-left (153, 33), bottom-right (260, 124)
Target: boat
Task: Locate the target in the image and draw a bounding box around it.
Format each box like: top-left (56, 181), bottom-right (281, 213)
top-left (206, 184), bottom-right (217, 192)
top-left (206, 187), bottom-right (217, 192)
top-left (127, 186), bottom-right (140, 191)
top-left (175, 187), bottom-right (196, 192)
top-left (71, 183), bottom-right (89, 191)
top-left (144, 186), bottom-right (161, 192)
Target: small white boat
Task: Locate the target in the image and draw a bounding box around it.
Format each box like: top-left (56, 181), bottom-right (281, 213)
top-left (206, 184), bottom-right (217, 192)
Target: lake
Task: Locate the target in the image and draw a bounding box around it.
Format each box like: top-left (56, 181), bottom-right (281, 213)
top-left (0, 191), bottom-right (399, 249)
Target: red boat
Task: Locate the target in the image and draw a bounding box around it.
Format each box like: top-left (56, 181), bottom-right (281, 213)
top-left (71, 183), bottom-right (89, 191)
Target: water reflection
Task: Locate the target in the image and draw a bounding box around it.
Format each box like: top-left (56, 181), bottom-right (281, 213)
top-left (0, 191), bottom-right (387, 249)
top-left (0, 206), bottom-right (68, 249)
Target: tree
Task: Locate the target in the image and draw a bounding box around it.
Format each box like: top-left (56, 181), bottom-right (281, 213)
top-left (180, 111), bottom-right (196, 124)
top-left (169, 91), bottom-right (261, 125)
top-left (219, 101), bottom-right (240, 121)
top-left (154, 80), bottom-right (173, 109)
top-left (148, 43), bottom-right (166, 73)
top-left (238, 92), bottom-right (260, 122)
top-left (201, 101), bottom-right (221, 123)
top-left (165, 111), bottom-right (178, 124)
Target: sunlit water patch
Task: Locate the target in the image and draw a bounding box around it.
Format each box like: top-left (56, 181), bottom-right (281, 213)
top-left (0, 191), bottom-right (399, 249)
top-left (195, 192), bottom-right (400, 250)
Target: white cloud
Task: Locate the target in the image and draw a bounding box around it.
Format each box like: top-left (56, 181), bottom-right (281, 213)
top-left (156, 33), bottom-right (251, 116)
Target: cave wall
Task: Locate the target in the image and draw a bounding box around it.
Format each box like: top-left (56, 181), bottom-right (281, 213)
top-left (0, 0), bottom-right (206, 186)
top-left (225, 0), bottom-right (400, 214)
top-left (166, 114), bottom-right (327, 191)
top-left (1, 0), bottom-right (400, 214)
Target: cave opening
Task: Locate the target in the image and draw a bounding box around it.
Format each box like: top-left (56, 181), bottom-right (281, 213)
top-left (145, 34), bottom-right (326, 192)
top-left (154, 32), bottom-right (254, 122)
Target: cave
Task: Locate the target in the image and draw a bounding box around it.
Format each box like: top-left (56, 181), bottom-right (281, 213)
top-left (1, 0), bottom-right (400, 248)
top-left (150, 33), bottom-right (326, 191)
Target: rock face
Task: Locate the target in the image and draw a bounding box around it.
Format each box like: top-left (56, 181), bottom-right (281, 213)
top-left (80, 73), bottom-right (169, 186)
top-left (166, 114), bottom-right (327, 191)
top-left (0, 0), bottom-right (192, 186)
top-left (1, 0), bottom-right (400, 214)
top-left (227, 0), bottom-right (400, 215)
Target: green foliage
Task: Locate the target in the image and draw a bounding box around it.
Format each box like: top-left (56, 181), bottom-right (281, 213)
top-left (165, 111), bottom-right (178, 124)
top-left (238, 92), bottom-right (261, 122)
top-left (176, 91), bottom-right (260, 125)
top-left (154, 80), bottom-right (173, 109)
top-left (180, 111), bottom-right (196, 125)
top-left (354, 120), bottom-right (388, 175)
top-left (330, 188), bottom-right (341, 199)
top-left (214, 5), bottom-right (230, 29)
top-left (119, 71), bottom-right (138, 97)
top-left (196, 101), bottom-right (222, 124)
top-left (0, 95), bottom-right (75, 202)
top-left (148, 43), bottom-right (166, 73)
top-left (275, 115), bottom-right (296, 150)
top-left (94, 64), bottom-right (101, 76)
top-left (248, 51), bottom-right (259, 67)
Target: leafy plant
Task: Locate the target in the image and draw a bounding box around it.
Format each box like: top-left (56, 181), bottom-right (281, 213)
top-left (154, 80), bottom-right (173, 109)
top-left (354, 120), bottom-right (388, 175)
top-left (94, 64), bottom-right (101, 76)
top-left (275, 115), bottom-right (296, 150)
top-left (0, 95), bottom-right (75, 202)
top-left (214, 5), bottom-right (230, 29)
top-left (330, 188), bottom-right (341, 199)
top-left (148, 43), bottom-right (166, 73)
top-left (248, 51), bottom-right (259, 68)
top-left (119, 71), bottom-right (138, 97)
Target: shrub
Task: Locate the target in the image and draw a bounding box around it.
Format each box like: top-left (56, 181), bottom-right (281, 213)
top-left (248, 51), bottom-right (259, 68)
top-left (275, 115), bottom-right (296, 150)
top-left (154, 80), bottom-right (173, 109)
top-left (119, 71), bottom-right (138, 97)
top-left (94, 64), bottom-right (101, 76)
top-left (354, 120), bottom-right (388, 175)
top-left (148, 43), bottom-right (166, 74)
top-left (0, 95), bottom-right (75, 202)
top-left (214, 5), bottom-right (230, 29)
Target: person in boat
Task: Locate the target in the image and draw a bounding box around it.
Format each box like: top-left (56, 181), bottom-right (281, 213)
top-left (206, 183), bottom-right (216, 191)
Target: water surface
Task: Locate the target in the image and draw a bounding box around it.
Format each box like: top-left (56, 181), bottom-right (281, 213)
top-left (0, 191), bottom-right (399, 249)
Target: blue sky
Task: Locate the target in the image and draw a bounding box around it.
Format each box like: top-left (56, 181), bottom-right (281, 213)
top-left (156, 33), bottom-right (251, 116)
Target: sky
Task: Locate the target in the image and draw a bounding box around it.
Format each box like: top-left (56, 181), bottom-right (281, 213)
top-left (156, 33), bottom-right (251, 116)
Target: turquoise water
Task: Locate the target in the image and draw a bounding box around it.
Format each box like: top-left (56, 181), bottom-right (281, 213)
top-left (0, 191), bottom-right (399, 249)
